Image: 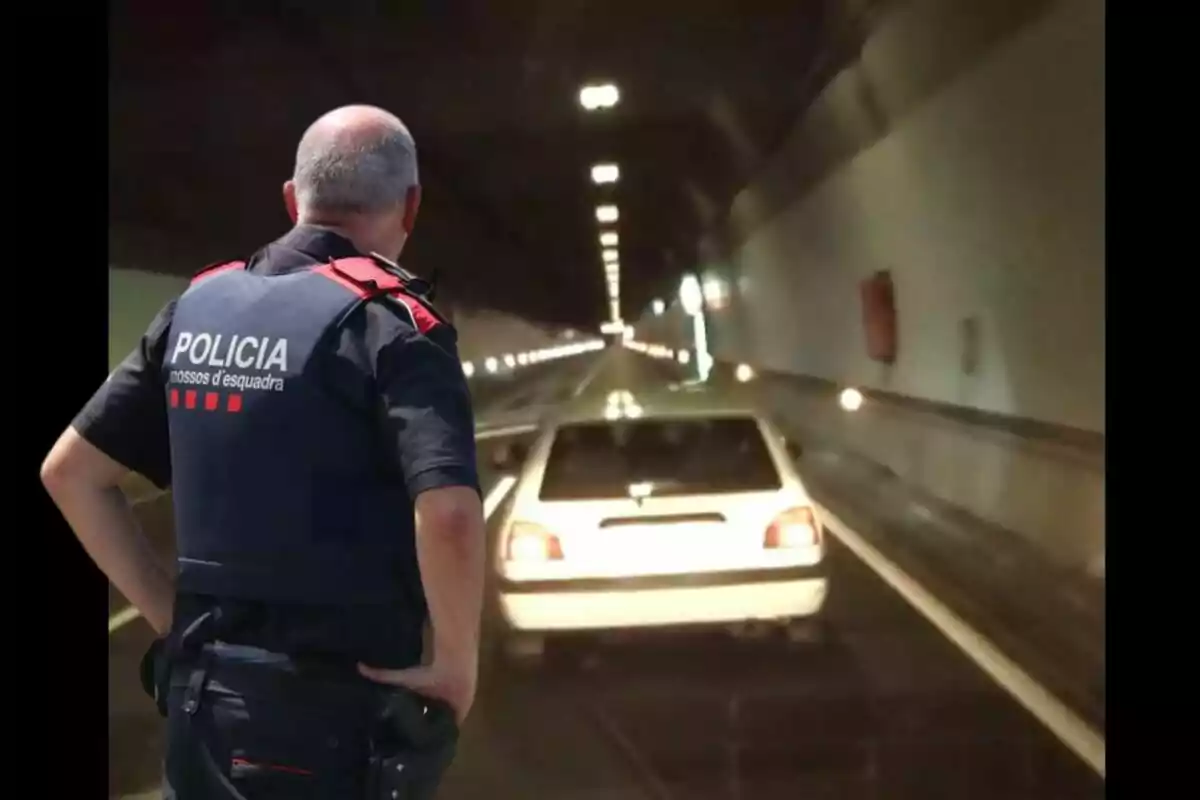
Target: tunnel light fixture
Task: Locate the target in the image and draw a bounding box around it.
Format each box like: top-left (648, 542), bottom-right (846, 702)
top-left (599, 231), bottom-right (619, 247)
top-left (595, 204), bottom-right (619, 223)
top-left (604, 261), bottom-right (620, 274)
top-left (600, 320), bottom-right (625, 335)
top-left (503, 353), bottom-right (516, 368)
top-left (839, 387), bottom-right (864, 412)
top-left (703, 277), bottom-right (730, 310)
top-left (484, 357), bottom-right (498, 373)
top-left (651, 298), bottom-right (665, 316)
top-left (601, 248), bottom-right (619, 264)
top-left (591, 163), bottom-right (620, 184)
top-left (579, 83), bottom-right (620, 111)
top-left (735, 363), bottom-right (755, 383)
top-left (702, 278), bottom-right (724, 302)
top-left (462, 361), bottom-right (475, 378)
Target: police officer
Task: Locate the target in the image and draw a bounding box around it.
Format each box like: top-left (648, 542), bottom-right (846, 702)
top-left (41, 105), bottom-right (485, 798)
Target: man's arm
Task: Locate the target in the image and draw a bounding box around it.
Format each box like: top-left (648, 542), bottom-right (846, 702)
top-left (41, 431), bottom-right (174, 634)
top-left (41, 301), bottom-right (176, 634)
top-left (357, 325), bottom-right (485, 721)
top-left (412, 484), bottom-right (485, 679)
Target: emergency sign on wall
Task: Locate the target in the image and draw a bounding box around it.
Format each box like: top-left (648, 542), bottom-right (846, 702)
top-left (859, 270), bottom-right (897, 364)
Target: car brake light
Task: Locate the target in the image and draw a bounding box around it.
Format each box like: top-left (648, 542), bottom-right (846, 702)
top-left (504, 522), bottom-right (564, 562)
top-left (764, 506), bottom-right (820, 548)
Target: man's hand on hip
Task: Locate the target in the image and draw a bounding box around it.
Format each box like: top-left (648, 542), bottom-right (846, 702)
top-left (358, 659), bottom-right (478, 724)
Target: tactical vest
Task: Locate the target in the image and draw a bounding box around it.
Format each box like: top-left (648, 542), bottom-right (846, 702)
top-left (164, 257), bottom-right (438, 607)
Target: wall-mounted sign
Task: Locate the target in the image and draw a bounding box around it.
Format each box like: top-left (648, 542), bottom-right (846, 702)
top-left (859, 270), bottom-right (897, 364)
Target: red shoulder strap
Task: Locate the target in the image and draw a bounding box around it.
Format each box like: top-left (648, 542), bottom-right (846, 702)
top-left (314, 257), bottom-right (442, 334)
top-left (314, 257), bottom-right (404, 296)
top-left (386, 291), bottom-right (443, 335)
top-left (191, 260), bottom-right (246, 285)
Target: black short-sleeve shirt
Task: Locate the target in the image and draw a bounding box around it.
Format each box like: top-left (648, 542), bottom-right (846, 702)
top-left (77, 226), bottom-right (479, 665)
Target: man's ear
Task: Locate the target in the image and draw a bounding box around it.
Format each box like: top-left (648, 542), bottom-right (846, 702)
top-left (283, 181), bottom-right (299, 223)
top-left (403, 185), bottom-right (422, 233)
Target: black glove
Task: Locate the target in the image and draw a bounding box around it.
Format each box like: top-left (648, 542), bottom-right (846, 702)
top-left (139, 637), bottom-right (171, 718)
top-left (367, 691), bottom-right (459, 799)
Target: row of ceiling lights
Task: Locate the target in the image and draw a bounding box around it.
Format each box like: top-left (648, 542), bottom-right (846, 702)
top-left (579, 83), bottom-right (625, 330)
top-left (579, 84), bottom-right (675, 330)
top-left (461, 338), bottom-right (606, 378)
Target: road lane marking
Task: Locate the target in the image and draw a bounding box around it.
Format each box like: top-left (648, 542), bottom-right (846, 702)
top-left (571, 350), bottom-right (610, 398)
top-left (482, 474), bottom-right (518, 519)
top-left (815, 502), bottom-right (1106, 778)
top-left (108, 472), bottom-right (521, 637)
top-left (475, 423), bottom-right (539, 441)
top-left (587, 701), bottom-right (674, 800)
top-left (475, 351), bottom-right (609, 440)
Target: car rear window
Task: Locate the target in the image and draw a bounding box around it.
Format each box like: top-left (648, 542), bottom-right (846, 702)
top-left (538, 416), bottom-right (782, 501)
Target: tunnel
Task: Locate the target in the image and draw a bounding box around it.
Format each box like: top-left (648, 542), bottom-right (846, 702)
top-left (98, 0), bottom-right (1104, 797)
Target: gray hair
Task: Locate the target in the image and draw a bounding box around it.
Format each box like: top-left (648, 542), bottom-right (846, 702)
top-left (292, 116), bottom-right (419, 217)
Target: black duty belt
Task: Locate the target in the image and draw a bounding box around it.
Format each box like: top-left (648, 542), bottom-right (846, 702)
top-left (140, 609), bottom-right (458, 799)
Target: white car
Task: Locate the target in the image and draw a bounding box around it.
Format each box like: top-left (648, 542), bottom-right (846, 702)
top-left (489, 397), bottom-right (830, 663)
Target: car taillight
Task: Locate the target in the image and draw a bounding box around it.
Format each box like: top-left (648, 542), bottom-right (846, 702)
top-left (504, 522), bottom-right (564, 562)
top-left (764, 506), bottom-right (820, 549)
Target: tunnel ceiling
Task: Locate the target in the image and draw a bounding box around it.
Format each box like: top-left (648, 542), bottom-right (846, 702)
top-left (109, 0), bottom-right (850, 329)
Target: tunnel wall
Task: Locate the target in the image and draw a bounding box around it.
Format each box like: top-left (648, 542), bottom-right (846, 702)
top-left (108, 267), bottom-right (568, 369)
top-left (444, 306), bottom-right (573, 364)
top-left (638, 0), bottom-right (1104, 577)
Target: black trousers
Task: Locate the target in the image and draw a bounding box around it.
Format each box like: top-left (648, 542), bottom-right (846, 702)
top-left (160, 644), bottom-right (456, 800)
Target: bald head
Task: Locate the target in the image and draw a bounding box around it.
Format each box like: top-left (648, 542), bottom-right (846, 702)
top-left (291, 105), bottom-right (419, 220)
